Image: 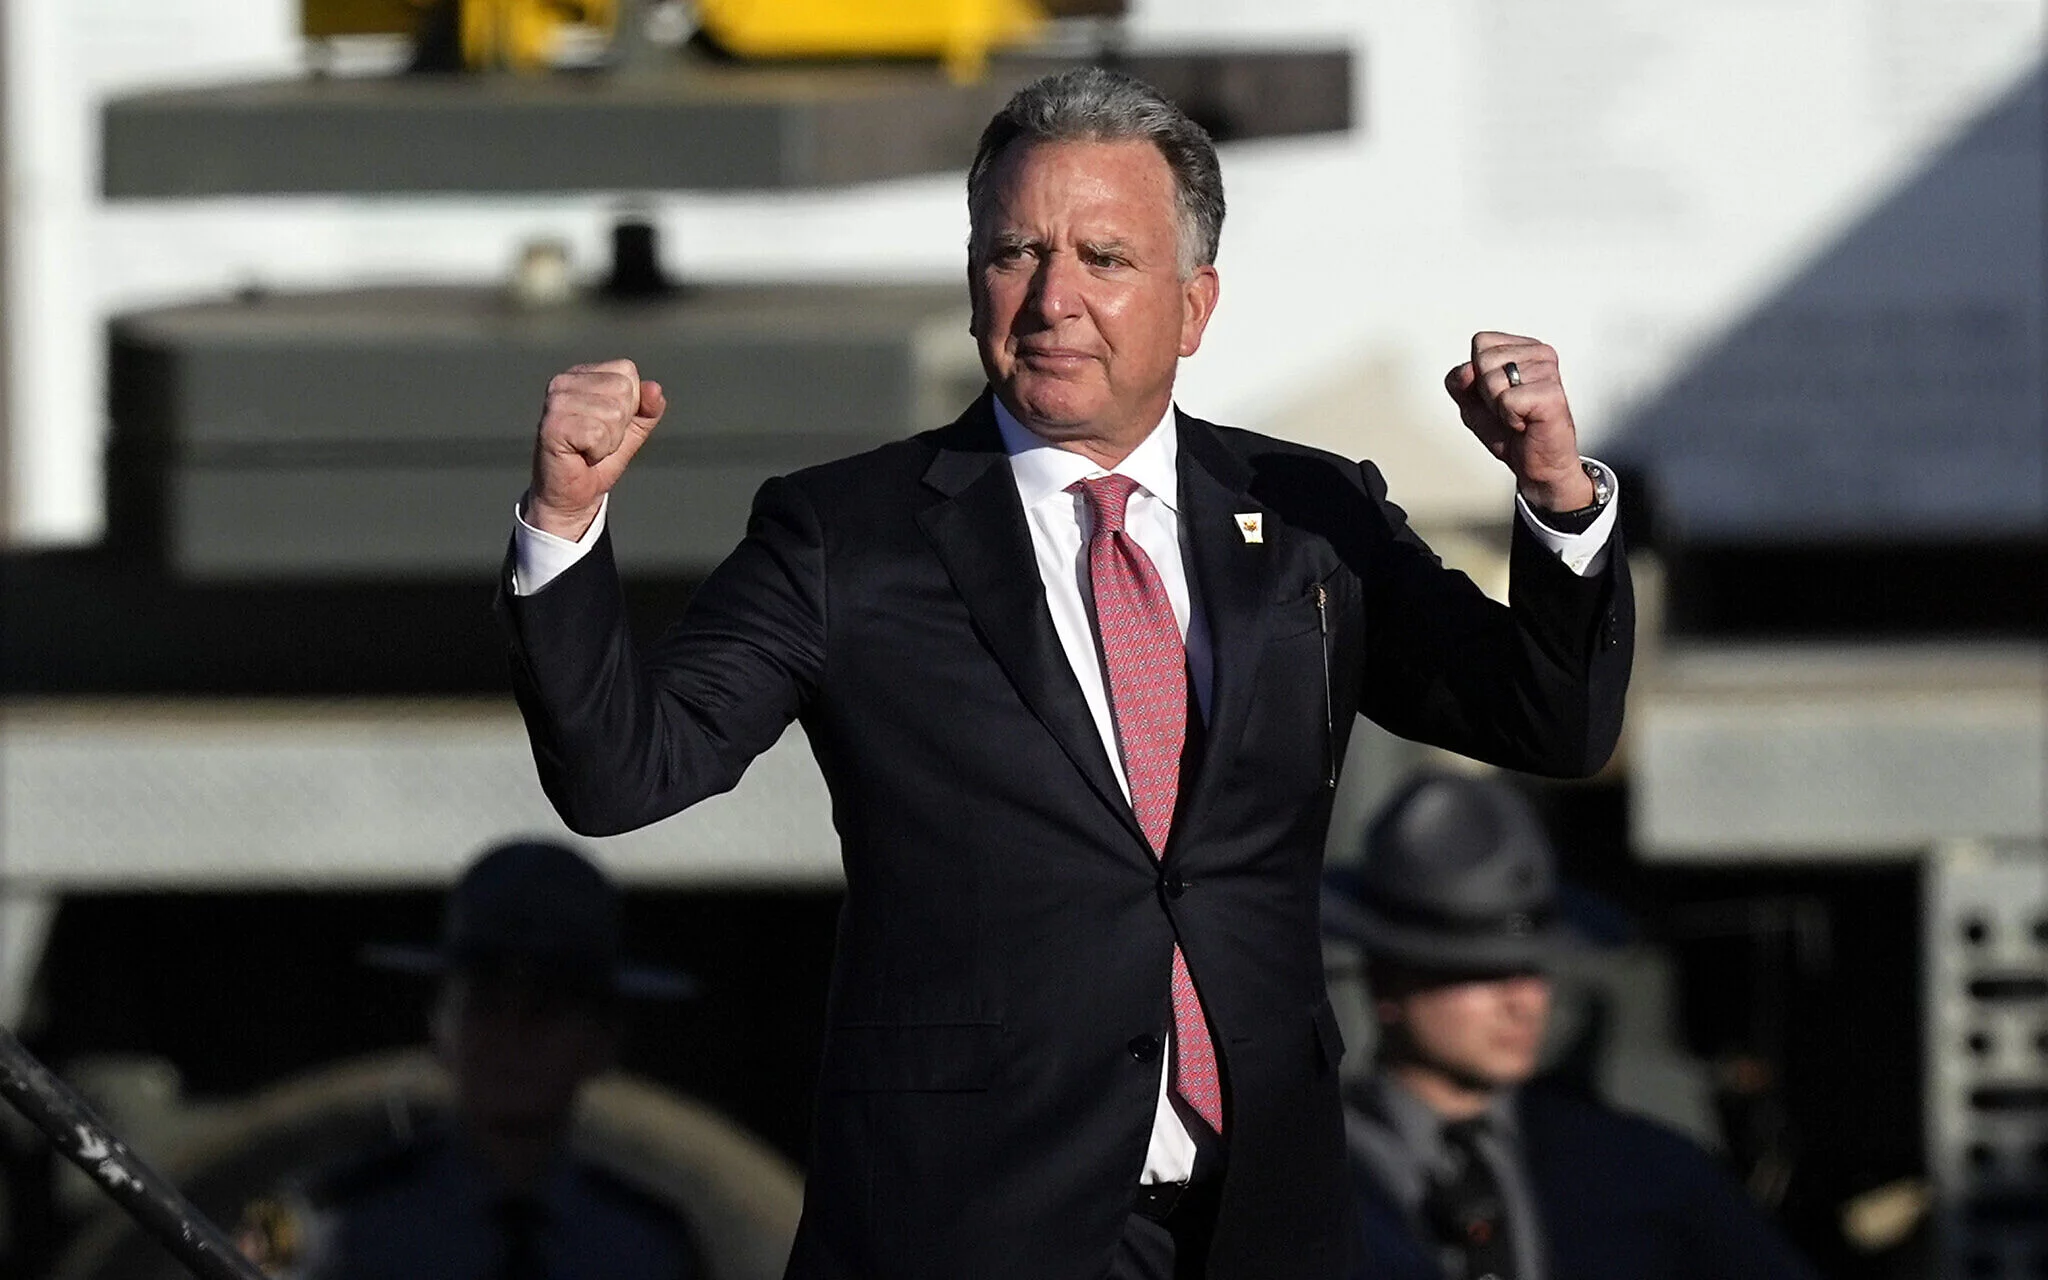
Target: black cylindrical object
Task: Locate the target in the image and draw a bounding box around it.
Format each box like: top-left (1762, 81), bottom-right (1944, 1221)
top-left (0, 1026), bottom-right (269, 1280)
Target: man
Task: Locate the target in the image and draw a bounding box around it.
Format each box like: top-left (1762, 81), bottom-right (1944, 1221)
top-left (497, 68), bottom-right (1632, 1279)
top-left (242, 840), bottom-right (700, 1280)
top-left (1324, 773), bottom-right (1816, 1280)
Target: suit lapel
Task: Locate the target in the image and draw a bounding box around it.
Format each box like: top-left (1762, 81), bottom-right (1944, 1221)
top-left (916, 400), bottom-right (1149, 849)
top-left (1172, 413), bottom-right (1283, 849)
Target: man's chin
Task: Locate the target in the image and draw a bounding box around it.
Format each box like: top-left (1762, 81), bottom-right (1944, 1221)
top-left (1001, 380), bottom-right (1106, 435)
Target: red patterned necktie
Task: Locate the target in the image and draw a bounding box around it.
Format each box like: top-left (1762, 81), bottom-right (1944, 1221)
top-left (1072, 474), bottom-right (1224, 1134)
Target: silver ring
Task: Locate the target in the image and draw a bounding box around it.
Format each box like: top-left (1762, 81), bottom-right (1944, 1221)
top-left (1503, 361), bottom-right (1522, 388)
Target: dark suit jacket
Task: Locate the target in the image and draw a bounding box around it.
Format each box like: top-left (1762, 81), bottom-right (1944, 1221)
top-left (498, 395), bottom-right (1633, 1280)
top-left (1348, 1085), bottom-right (1818, 1280)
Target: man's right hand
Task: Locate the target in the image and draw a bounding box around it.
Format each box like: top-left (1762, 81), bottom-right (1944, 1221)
top-left (525, 358), bottom-right (667, 540)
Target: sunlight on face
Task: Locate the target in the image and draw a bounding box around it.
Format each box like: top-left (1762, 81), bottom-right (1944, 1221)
top-left (970, 139), bottom-right (1219, 459)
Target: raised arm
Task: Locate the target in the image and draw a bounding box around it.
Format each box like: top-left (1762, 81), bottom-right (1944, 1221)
top-left (497, 361), bottom-right (827, 835)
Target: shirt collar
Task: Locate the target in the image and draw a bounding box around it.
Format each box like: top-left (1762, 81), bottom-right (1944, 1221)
top-left (992, 395), bottom-right (1180, 514)
top-left (1373, 1074), bottom-right (1523, 1164)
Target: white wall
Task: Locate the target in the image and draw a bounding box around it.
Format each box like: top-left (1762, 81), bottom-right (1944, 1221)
top-left (4, 0), bottom-right (2041, 543)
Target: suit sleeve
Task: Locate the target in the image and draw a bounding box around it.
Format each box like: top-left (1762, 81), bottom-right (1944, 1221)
top-left (495, 476), bottom-right (828, 836)
top-left (1350, 459), bottom-right (1633, 778)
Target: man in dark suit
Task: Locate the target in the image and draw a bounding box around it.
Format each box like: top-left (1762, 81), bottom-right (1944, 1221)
top-left (1324, 774), bottom-right (1816, 1280)
top-left (497, 68), bottom-right (1632, 1280)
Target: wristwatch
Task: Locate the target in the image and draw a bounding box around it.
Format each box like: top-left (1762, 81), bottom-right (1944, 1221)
top-left (1536, 459), bottom-right (1614, 532)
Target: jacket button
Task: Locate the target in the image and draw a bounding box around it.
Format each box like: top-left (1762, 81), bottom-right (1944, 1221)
top-left (1127, 1033), bottom-right (1162, 1062)
top-left (1161, 870), bottom-right (1187, 899)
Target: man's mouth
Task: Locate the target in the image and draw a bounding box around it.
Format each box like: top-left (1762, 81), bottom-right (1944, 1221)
top-left (1016, 346), bottom-right (1095, 366)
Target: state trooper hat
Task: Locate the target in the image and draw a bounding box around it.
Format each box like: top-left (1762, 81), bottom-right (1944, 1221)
top-left (1323, 773), bottom-right (1567, 974)
top-left (365, 839), bottom-right (695, 1000)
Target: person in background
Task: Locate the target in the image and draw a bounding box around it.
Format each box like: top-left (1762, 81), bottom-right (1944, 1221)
top-left (1323, 773), bottom-right (1818, 1280)
top-left (239, 839), bottom-right (700, 1280)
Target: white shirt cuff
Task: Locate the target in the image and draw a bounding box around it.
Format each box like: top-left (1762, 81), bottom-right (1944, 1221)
top-left (510, 494), bottom-right (608, 596)
top-left (1513, 458), bottom-right (1619, 578)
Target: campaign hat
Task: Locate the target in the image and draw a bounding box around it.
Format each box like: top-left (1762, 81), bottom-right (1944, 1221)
top-left (364, 839), bottom-right (695, 1000)
top-left (1323, 773), bottom-right (1567, 974)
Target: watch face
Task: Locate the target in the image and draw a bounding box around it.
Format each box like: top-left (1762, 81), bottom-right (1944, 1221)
top-left (1582, 461), bottom-right (1612, 505)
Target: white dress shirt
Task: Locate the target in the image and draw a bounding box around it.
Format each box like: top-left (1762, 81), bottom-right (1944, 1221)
top-left (990, 397), bottom-right (1212, 1184)
top-left (509, 403), bottom-right (1620, 1185)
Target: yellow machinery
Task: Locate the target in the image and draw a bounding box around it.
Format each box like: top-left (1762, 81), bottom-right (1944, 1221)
top-left (302, 0), bottom-right (1068, 79)
top-left (302, 0), bottom-right (616, 73)
top-left (695, 0), bottom-right (1048, 80)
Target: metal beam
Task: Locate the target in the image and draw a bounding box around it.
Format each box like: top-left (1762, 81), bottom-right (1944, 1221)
top-left (102, 50), bottom-right (1354, 197)
top-left (0, 701), bottom-right (842, 891)
top-left (1631, 644), bottom-right (2048, 861)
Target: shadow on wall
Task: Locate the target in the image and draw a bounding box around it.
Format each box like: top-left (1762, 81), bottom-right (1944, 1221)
top-left (1608, 63), bottom-right (2044, 547)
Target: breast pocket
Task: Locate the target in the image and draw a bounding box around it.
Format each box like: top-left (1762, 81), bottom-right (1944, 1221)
top-left (1268, 580), bottom-right (1333, 640)
top-left (818, 1021), bottom-right (1004, 1094)
top-left (1261, 578), bottom-right (1339, 788)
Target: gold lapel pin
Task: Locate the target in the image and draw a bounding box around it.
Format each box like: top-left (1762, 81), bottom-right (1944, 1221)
top-left (1234, 512), bottom-right (1263, 544)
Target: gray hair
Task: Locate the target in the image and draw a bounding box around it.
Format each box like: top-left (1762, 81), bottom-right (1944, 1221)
top-left (966, 67), bottom-right (1225, 277)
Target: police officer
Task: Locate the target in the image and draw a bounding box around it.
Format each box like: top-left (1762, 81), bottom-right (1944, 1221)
top-left (1323, 774), bottom-right (1817, 1280)
top-left (244, 839), bottom-right (701, 1280)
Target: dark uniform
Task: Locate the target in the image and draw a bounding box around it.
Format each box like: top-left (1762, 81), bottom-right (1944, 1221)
top-left (1325, 774), bottom-right (1818, 1280)
top-left (1346, 1077), bottom-right (1818, 1280)
top-left (237, 841), bottom-right (705, 1280)
top-left (289, 1128), bottom-right (700, 1280)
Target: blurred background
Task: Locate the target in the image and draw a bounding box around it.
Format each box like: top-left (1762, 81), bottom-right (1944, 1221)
top-left (0, 0), bottom-right (2040, 1277)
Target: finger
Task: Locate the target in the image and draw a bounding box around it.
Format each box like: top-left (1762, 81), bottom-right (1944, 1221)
top-left (563, 359), bottom-right (640, 403)
top-left (637, 379), bottom-right (667, 422)
top-left (1446, 364), bottom-right (1510, 452)
top-left (1492, 383), bottom-right (1574, 436)
top-left (547, 414), bottom-right (619, 465)
top-left (607, 421), bottom-right (655, 475)
top-left (549, 370), bottom-right (639, 413)
top-left (1472, 342), bottom-right (1556, 382)
top-left (570, 357), bottom-right (641, 382)
top-left (545, 390), bottom-right (631, 423)
top-left (1475, 356), bottom-right (1559, 404)
top-left (1470, 331), bottom-right (1542, 363)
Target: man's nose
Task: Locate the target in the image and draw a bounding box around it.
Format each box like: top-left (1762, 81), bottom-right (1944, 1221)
top-left (1026, 250), bottom-right (1083, 324)
top-left (1504, 975), bottom-right (1548, 1011)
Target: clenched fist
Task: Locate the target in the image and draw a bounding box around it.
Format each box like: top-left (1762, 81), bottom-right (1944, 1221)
top-left (525, 358), bottom-right (667, 540)
top-left (1444, 331), bottom-right (1596, 513)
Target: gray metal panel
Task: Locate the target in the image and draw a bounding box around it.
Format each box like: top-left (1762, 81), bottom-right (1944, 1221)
top-left (1925, 842), bottom-right (2048, 1278)
top-left (170, 459), bottom-right (828, 576)
top-left (112, 285), bottom-right (975, 446)
top-left (102, 67), bottom-right (1006, 195)
top-left (1630, 644), bottom-right (2048, 860)
top-left (101, 51), bottom-right (1354, 197)
top-left (108, 283), bottom-right (985, 577)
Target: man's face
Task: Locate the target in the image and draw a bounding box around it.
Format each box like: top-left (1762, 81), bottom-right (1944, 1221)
top-left (1379, 970), bottom-right (1552, 1090)
top-left (433, 967), bottom-right (616, 1132)
top-left (970, 138), bottom-right (1219, 455)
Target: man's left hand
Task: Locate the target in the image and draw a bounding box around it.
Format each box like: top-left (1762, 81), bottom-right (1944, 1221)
top-left (1445, 331), bottom-right (1596, 512)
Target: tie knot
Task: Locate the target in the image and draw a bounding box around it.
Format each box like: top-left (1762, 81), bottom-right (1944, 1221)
top-left (1071, 473), bottom-right (1141, 534)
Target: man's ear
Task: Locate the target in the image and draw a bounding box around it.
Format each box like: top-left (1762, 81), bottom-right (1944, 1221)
top-left (1178, 264), bottom-right (1221, 358)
